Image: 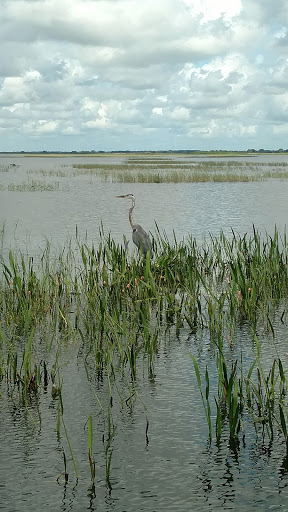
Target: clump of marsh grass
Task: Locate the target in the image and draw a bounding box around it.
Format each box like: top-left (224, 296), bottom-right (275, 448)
top-left (114, 170), bottom-right (256, 183)
top-left (27, 169), bottom-right (69, 177)
top-left (70, 158), bottom-right (288, 182)
top-left (191, 332), bottom-right (288, 450)
top-left (2, 227), bottom-right (288, 366)
top-left (1, 224), bottom-right (288, 477)
top-left (0, 164), bottom-right (11, 173)
top-left (7, 179), bottom-right (60, 191)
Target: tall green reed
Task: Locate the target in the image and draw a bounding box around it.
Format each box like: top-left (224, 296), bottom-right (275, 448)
top-left (2, 225), bottom-right (288, 460)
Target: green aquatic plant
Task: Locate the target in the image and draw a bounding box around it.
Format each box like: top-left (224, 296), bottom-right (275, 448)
top-left (191, 331), bottom-right (288, 448)
top-left (58, 383), bottom-right (79, 480)
top-left (189, 354), bottom-right (212, 443)
top-left (104, 406), bottom-right (116, 490)
top-left (1, 224), bottom-right (288, 477)
top-left (88, 414), bottom-right (96, 489)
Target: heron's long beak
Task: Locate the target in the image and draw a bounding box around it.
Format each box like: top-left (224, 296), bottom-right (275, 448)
top-left (116, 195), bottom-right (130, 199)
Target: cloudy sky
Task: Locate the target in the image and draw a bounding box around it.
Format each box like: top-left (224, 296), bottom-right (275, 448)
top-left (1, 0), bottom-right (288, 152)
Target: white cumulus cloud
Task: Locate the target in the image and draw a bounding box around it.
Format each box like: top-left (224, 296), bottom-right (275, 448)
top-left (0, 0), bottom-right (288, 150)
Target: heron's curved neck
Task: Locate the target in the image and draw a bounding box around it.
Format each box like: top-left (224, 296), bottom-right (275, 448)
top-left (129, 197), bottom-right (135, 227)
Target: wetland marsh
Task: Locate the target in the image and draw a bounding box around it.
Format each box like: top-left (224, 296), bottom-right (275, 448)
top-left (1, 153), bottom-right (288, 511)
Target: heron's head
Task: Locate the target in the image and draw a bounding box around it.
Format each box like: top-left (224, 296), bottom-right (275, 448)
top-left (116, 193), bottom-right (135, 203)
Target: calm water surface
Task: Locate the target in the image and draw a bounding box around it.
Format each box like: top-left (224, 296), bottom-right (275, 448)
top-left (1, 154), bottom-right (288, 511)
top-left (1, 154), bottom-right (288, 255)
top-left (1, 328), bottom-right (288, 511)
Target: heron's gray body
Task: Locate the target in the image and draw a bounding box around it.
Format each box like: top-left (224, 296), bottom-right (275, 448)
top-left (132, 223), bottom-right (152, 254)
top-left (116, 194), bottom-right (152, 256)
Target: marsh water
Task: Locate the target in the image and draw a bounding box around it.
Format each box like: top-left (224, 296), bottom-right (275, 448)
top-left (1, 153), bottom-right (288, 511)
top-left (1, 153), bottom-right (288, 254)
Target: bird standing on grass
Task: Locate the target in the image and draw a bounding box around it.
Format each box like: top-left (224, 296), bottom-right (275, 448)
top-left (116, 194), bottom-right (152, 256)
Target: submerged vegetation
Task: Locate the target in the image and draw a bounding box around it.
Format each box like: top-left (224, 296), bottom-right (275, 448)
top-left (1, 225), bottom-right (288, 482)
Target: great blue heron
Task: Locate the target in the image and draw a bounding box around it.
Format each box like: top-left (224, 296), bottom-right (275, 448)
top-left (116, 194), bottom-right (152, 255)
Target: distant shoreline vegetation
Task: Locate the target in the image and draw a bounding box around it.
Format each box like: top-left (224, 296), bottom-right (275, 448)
top-left (0, 149), bottom-right (288, 156)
